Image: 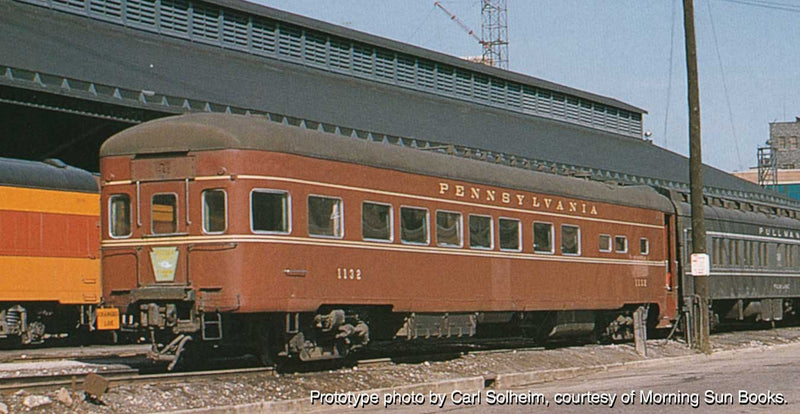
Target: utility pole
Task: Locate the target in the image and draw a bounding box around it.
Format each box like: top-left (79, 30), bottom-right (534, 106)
top-left (683, 0), bottom-right (711, 354)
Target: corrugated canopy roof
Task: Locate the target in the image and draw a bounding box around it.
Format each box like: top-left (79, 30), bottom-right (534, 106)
top-left (1, 0), bottom-right (796, 208)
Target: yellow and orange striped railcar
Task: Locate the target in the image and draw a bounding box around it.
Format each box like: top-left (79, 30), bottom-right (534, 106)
top-left (0, 157), bottom-right (105, 344)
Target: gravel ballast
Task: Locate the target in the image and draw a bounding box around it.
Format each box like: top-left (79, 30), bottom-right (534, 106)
top-left (2, 326), bottom-right (800, 413)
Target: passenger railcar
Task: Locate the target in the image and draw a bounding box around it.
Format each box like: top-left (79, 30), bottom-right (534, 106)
top-left (667, 191), bottom-right (800, 329)
top-left (0, 157), bottom-right (107, 344)
top-left (99, 114), bottom-right (679, 365)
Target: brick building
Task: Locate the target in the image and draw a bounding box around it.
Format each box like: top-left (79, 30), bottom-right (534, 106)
top-left (735, 118), bottom-right (800, 199)
top-left (771, 118), bottom-right (800, 169)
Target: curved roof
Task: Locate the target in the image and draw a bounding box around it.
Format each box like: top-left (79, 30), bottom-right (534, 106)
top-left (101, 113), bottom-right (674, 213)
top-left (0, 157), bottom-right (98, 193)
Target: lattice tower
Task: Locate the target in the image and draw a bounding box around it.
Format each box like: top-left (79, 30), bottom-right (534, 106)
top-left (481, 0), bottom-right (509, 69)
top-left (758, 144), bottom-right (777, 187)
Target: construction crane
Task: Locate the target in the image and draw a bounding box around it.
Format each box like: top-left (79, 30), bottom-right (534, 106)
top-left (433, 1), bottom-right (508, 69)
top-left (434, 1), bottom-right (483, 45)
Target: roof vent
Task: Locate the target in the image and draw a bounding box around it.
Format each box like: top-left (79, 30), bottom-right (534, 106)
top-left (43, 158), bottom-right (67, 168)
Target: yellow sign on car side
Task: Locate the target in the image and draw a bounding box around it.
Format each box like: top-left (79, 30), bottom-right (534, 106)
top-left (96, 308), bottom-right (120, 330)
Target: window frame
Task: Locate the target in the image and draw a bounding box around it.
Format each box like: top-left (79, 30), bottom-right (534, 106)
top-left (614, 235), bottom-right (628, 254)
top-left (201, 188), bottom-right (228, 235)
top-left (361, 200), bottom-right (394, 243)
top-left (732, 239), bottom-right (741, 266)
top-left (108, 193), bottom-right (132, 239)
top-left (711, 237), bottom-right (719, 265)
top-left (468, 214), bottom-right (494, 250)
top-left (598, 234), bottom-right (612, 253)
top-left (435, 209), bottom-right (464, 248)
top-left (498, 216), bottom-right (522, 252)
top-left (150, 192), bottom-right (179, 235)
top-left (533, 221), bottom-right (555, 254)
top-left (399, 205), bottom-right (430, 246)
top-left (307, 194), bottom-right (344, 239)
top-left (640, 237), bottom-right (650, 255)
top-left (561, 224), bottom-right (581, 256)
top-left (250, 188), bottom-right (292, 235)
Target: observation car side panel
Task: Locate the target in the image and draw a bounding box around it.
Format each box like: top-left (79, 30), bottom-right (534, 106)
top-left (101, 149), bottom-right (675, 325)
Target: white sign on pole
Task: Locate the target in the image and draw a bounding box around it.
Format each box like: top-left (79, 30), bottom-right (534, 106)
top-left (691, 253), bottom-right (710, 277)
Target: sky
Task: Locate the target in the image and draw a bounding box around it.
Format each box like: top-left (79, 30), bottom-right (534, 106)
top-left (255, 0), bottom-right (800, 173)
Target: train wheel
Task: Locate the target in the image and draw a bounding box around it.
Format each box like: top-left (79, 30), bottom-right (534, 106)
top-left (22, 321), bottom-right (46, 345)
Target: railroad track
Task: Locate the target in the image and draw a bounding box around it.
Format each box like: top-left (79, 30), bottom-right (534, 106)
top-left (0, 336), bottom-right (586, 393)
top-left (0, 344), bottom-right (151, 363)
top-left (1, 339), bottom-right (541, 391)
top-left (0, 365), bottom-right (274, 391)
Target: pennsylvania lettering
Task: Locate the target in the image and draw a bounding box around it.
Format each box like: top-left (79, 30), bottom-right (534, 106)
top-left (438, 182), bottom-right (599, 216)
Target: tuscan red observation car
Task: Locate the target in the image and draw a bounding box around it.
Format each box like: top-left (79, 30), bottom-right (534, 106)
top-left (99, 113), bottom-right (678, 367)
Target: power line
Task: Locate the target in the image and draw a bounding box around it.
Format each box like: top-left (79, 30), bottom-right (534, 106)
top-left (408, 4), bottom-right (438, 45)
top-left (663, 0), bottom-right (678, 150)
top-left (707, 0), bottom-right (745, 170)
top-left (717, 0), bottom-right (800, 13)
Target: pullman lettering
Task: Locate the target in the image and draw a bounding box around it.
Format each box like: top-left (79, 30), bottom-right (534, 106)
top-left (438, 182), bottom-right (598, 216)
top-left (759, 227), bottom-right (800, 240)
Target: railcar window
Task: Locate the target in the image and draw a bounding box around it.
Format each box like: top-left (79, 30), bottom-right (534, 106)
top-left (561, 225), bottom-right (580, 255)
top-left (202, 189), bottom-right (227, 233)
top-left (109, 194), bottom-right (131, 238)
top-left (744, 241), bottom-right (754, 266)
top-left (711, 238), bottom-right (721, 266)
top-left (782, 244), bottom-right (794, 267)
top-left (499, 218), bottom-right (521, 251)
top-left (469, 215), bottom-right (493, 249)
top-left (599, 234), bottom-right (612, 252)
top-left (640, 238), bottom-right (649, 255)
top-left (721, 239), bottom-right (730, 265)
top-left (741, 241), bottom-right (747, 266)
top-left (779, 244), bottom-right (787, 267)
top-left (615, 236), bottom-right (627, 253)
top-left (758, 242), bottom-right (767, 267)
top-left (152, 194), bottom-right (178, 234)
top-left (436, 211), bottom-right (463, 247)
top-left (308, 196), bottom-right (343, 238)
top-left (786, 245), bottom-right (791, 267)
top-left (400, 206), bottom-right (429, 244)
top-left (251, 190), bottom-right (290, 233)
top-left (533, 222), bottom-right (554, 253)
top-left (362, 202), bottom-right (392, 241)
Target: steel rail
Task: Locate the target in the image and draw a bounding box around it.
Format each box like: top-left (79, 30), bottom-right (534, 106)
top-left (0, 344), bottom-right (151, 364)
top-left (0, 365), bottom-right (274, 391)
